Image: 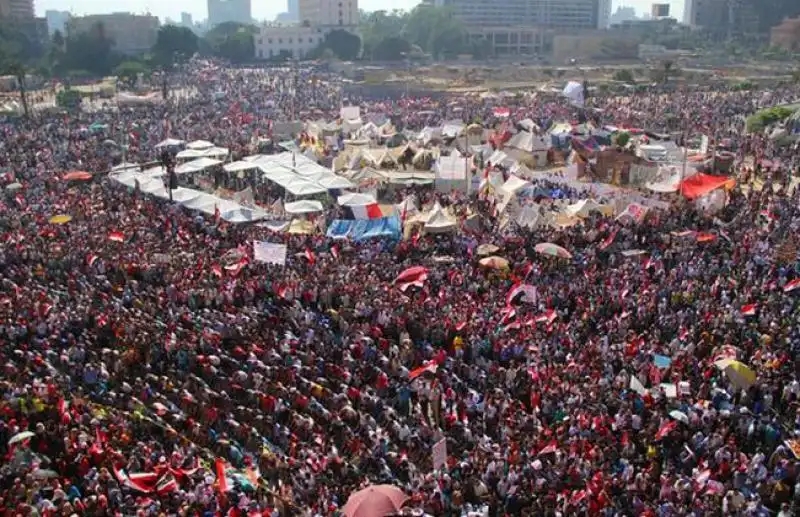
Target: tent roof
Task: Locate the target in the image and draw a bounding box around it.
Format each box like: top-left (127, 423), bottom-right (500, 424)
top-left (679, 173), bottom-right (735, 199)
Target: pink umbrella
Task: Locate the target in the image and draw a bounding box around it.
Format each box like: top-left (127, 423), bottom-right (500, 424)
top-left (343, 485), bottom-right (408, 517)
top-left (394, 266), bottom-right (428, 284)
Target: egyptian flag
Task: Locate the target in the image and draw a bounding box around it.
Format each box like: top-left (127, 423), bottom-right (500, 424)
top-left (108, 231), bottom-right (125, 242)
top-left (655, 420), bottom-right (678, 440)
top-left (86, 254), bottom-right (99, 267)
top-left (533, 309), bottom-right (557, 325)
top-left (784, 278), bottom-right (800, 293)
top-left (211, 264), bottom-right (223, 277)
top-left (506, 283), bottom-right (537, 306)
top-left (113, 466), bottom-right (157, 493)
top-left (500, 307), bottom-right (517, 326)
top-left (409, 361), bottom-right (438, 380)
top-left (598, 228), bottom-right (617, 251)
top-left (304, 248), bottom-right (316, 265)
top-left (538, 440), bottom-right (558, 456)
top-left (740, 304), bottom-right (757, 317)
top-left (696, 232), bottom-right (716, 243)
top-left (155, 474), bottom-right (178, 496)
top-left (330, 245), bottom-right (340, 260)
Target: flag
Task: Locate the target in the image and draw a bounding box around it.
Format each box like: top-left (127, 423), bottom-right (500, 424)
top-left (629, 375), bottom-right (647, 395)
top-left (696, 232), bottom-right (716, 243)
top-left (598, 228), bottom-right (617, 250)
top-left (215, 458), bottom-right (231, 493)
top-left (409, 361), bottom-right (438, 380)
top-left (784, 278), bottom-right (800, 293)
top-left (304, 248), bottom-right (316, 265)
top-left (86, 254), bottom-right (99, 267)
top-left (214, 204), bottom-right (221, 224)
top-left (505, 283), bottom-right (537, 306)
top-left (500, 307), bottom-right (517, 325)
top-left (538, 440), bottom-right (558, 456)
top-left (113, 466), bottom-right (157, 493)
top-left (330, 245), bottom-right (339, 260)
top-left (655, 420), bottom-right (678, 440)
top-left (533, 309), bottom-right (557, 325)
top-left (740, 304), bottom-right (757, 317)
top-left (108, 231), bottom-right (125, 242)
top-left (211, 264), bottom-right (223, 277)
top-left (155, 474), bottom-right (178, 496)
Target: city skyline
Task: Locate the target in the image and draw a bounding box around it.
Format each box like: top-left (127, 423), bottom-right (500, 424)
top-left (37, 0), bottom-right (684, 23)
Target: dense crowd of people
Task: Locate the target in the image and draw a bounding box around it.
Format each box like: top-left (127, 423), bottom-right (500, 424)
top-left (1, 62), bottom-right (800, 516)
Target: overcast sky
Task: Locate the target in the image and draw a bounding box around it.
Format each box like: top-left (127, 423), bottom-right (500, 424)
top-left (36, 0), bottom-right (684, 25)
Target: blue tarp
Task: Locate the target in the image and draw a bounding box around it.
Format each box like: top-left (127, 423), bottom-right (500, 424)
top-left (326, 215), bottom-right (401, 241)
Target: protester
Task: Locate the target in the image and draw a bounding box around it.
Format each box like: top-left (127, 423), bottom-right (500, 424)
top-left (1, 62), bottom-right (800, 516)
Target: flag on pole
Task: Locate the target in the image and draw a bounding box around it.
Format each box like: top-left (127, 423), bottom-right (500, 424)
top-left (740, 304), bottom-right (757, 317)
top-left (108, 231), bottom-right (125, 242)
top-left (409, 361), bottom-right (438, 380)
top-left (784, 278), bottom-right (800, 293)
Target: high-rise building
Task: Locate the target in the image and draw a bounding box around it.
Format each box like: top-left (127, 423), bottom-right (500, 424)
top-left (433, 0), bottom-right (611, 30)
top-left (288, 0), bottom-right (300, 20)
top-left (685, 0), bottom-right (800, 37)
top-left (181, 12), bottom-right (193, 27)
top-left (0, 0), bottom-right (34, 19)
top-left (68, 13), bottom-right (160, 55)
top-left (45, 9), bottom-right (70, 34)
top-left (298, 0), bottom-right (359, 27)
top-left (207, 0), bottom-right (252, 27)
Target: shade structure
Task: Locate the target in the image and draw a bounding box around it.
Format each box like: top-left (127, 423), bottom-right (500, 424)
top-left (714, 359), bottom-right (756, 390)
top-left (479, 256), bottom-right (509, 269)
top-left (534, 242), bottom-right (572, 259)
top-left (343, 485), bottom-right (408, 517)
top-left (476, 244), bottom-right (500, 256)
top-left (8, 430), bottom-right (34, 445)
top-left (63, 171), bottom-right (92, 181)
top-left (679, 173), bottom-right (735, 200)
top-left (49, 214), bottom-right (73, 224)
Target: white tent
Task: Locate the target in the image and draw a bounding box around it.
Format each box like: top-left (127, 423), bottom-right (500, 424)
top-left (176, 157), bottom-right (222, 174)
top-left (338, 192), bottom-right (376, 206)
top-left (221, 207), bottom-right (267, 223)
top-left (186, 140), bottom-right (215, 150)
top-left (507, 131), bottom-right (550, 153)
top-left (500, 175), bottom-right (531, 196)
top-left (110, 162), bottom-right (140, 172)
top-left (563, 81), bottom-right (584, 107)
top-left (564, 199), bottom-right (609, 218)
top-left (424, 203), bottom-right (457, 233)
top-left (176, 149), bottom-right (206, 160)
top-left (396, 196), bottom-right (419, 218)
top-left (223, 161), bottom-right (259, 173)
top-left (282, 177), bottom-right (327, 196)
top-left (317, 174), bottom-right (355, 190)
top-left (285, 200), bottom-right (324, 214)
top-left (645, 165), bottom-right (682, 193)
top-left (202, 147), bottom-right (230, 158)
top-left (434, 155), bottom-right (470, 193)
top-left (154, 138), bottom-right (185, 149)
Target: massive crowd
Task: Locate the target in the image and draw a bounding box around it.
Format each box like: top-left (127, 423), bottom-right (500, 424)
top-left (1, 62), bottom-right (800, 517)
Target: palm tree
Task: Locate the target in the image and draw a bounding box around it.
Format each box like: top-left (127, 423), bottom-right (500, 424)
top-left (0, 40), bottom-right (30, 118)
top-left (662, 60), bottom-right (674, 84)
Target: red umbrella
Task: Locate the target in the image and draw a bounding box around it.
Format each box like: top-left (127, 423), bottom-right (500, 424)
top-left (343, 485), bottom-right (408, 517)
top-left (63, 171), bottom-right (93, 181)
top-left (394, 266), bottom-right (428, 284)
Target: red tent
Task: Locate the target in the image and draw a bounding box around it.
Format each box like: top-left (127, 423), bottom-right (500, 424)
top-left (679, 173), bottom-right (735, 200)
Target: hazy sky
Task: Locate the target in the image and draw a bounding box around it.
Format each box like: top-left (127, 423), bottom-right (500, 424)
top-left (36, 0), bottom-right (684, 25)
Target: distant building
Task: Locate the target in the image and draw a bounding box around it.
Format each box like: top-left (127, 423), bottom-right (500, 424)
top-left (609, 6), bottom-right (638, 26)
top-left (254, 25), bottom-right (327, 60)
top-left (684, 0), bottom-right (784, 38)
top-left (288, 0), bottom-right (300, 20)
top-left (45, 10), bottom-right (70, 34)
top-left (651, 3), bottom-right (670, 18)
top-left (771, 17), bottom-right (800, 51)
top-left (433, 0), bottom-right (611, 30)
top-left (552, 32), bottom-right (638, 62)
top-left (0, 0), bottom-right (33, 20)
top-left (67, 13), bottom-right (160, 55)
top-left (181, 12), bottom-right (193, 27)
top-left (207, 0), bottom-right (252, 27)
top-left (298, 0), bottom-right (358, 28)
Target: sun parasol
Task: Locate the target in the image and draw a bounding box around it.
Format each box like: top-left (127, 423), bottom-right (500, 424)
top-left (479, 256), bottom-right (509, 269)
top-left (534, 242), bottom-right (572, 259)
top-left (5, 182), bottom-right (22, 192)
top-left (343, 485), bottom-right (408, 517)
top-left (8, 431), bottom-right (35, 445)
top-left (394, 266), bottom-right (428, 284)
top-left (63, 171), bottom-right (93, 181)
top-left (714, 359), bottom-right (756, 390)
top-left (49, 214), bottom-right (72, 224)
top-left (669, 410), bottom-right (689, 424)
top-left (476, 244), bottom-right (500, 256)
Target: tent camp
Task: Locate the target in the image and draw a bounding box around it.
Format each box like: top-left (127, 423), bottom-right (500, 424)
top-left (424, 203), bottom-right (457, 233)
top-left (679, 173), bottom-right (735, 200)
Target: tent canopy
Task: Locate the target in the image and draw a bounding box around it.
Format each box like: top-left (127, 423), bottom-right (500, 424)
top-left (680, 173), bottom-right (735, 199)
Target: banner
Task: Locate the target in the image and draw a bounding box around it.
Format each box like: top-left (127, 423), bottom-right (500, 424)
top-left (253, 241), bottom-right (287, 265)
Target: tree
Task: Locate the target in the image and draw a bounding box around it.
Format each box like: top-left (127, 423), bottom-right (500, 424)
top-left (114, 60), bottom-right (149, 88)
top-left (359, 9), bottom-right (407, 59)
top-left (323, 30), bottom-right (361, 60)
top-left (204, 22), bottom-right (256, 64)
top-left (0, 29), bottom-right (31, 117)
top-left (152, 25), bottom-right (198, 65)
top-left (372, 36), bottom-right (410, 61)
top-left (62, 23), bottom-right (118, 77)
top-left (402, 5), bottom-right (466, 59)
top-left (612, 69), bottom-right (634, 83)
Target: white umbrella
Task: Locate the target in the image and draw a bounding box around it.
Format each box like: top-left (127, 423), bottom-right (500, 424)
top-left (669, 410), bottom-right (689, 424)
top-left (8, 431), bottom-right (35, 445)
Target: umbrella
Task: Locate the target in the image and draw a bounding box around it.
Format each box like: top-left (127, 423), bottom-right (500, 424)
top-left (5, 182), bottom-right (22, 192)
top-left (32, 469), bottom-right (59, 479)
top-left (89, 122), bottom-right (108, 132)
top-left (714, 359), bottom-right (756, 389)
top-left (343, 485), bottom-right (408, 517)
top-left (63, 171), bottom-right (93, 181)
top-left (8, 431), bottom-right (35, 445)
top-left (394, 266), bottom-right (428, 284)
top-left (669, 410), bottom-right (689, 424)
top-left (534, 243), bottom-right (572, 259)
top-left (476, 243), bottom-right (500, 256)
top-left (49, 214), bottom-right (72, 224)
top-left (478, 256), bottom-right (509, 269)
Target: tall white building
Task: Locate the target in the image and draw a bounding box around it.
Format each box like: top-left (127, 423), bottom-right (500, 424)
top-left (298, 0), bottom-right (358, 27)
top-left (254, 25), bottom-right (328, 59)
top-left (434, 0), bottom-right (610, 30)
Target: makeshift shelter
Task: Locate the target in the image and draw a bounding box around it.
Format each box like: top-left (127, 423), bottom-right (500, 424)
top-left (500, 175), bottom-right (532, 196)
top-left (434, 155), bottom-right (471, 193)
top-left (285, 200), bottom-right (324, 214)
top-left (186, 140), bottom-right (215, 150)
top-left (175, 157), bottom-right (222, 175)
top-left (423, 203), bottom-right (457, 234)
top-left (564, 199), bottom-right (612, 218)
top-left (505, 131), bottom-right (550, 165)
top-left (338, 192), bottom-right (377, 206)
